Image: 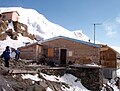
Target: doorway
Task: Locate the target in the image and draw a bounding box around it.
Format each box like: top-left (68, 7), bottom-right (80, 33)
top-left (60, 49), bottom-right (67, 64)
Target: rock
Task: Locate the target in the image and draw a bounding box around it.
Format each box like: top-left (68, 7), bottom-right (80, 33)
top-left (0, 33), bottom-right (7, 40)
top-left (26, 84), bottom-right (46, 91)
top-left (0, 20), bottom-right (8, 33)
top-left (0, 66), bottom-right (10, 75)
top-left (0, 74), bottom-right (15, 91)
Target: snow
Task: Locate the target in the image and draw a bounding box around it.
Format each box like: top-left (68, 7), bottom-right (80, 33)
top-left (117, 69), bottom-right (120, 77)
top-left (106, 81), bottom-right (120, 91)
top-left (2, 87), bottom-right (6, 91)
top-left (46, 87), bottom-right (53, 91)
top-left (22, 73), bottom-right (89, 91)
top-left (22, 74), bottom-right (41, 81)
top-left (84, 63), bottom-right (101, 67)
top-left (44, 73), bottom-right (89, 91)
top-left (73, 30), bottom-right (89, 41)
top-left (7, 22), bottom-right (14, 31)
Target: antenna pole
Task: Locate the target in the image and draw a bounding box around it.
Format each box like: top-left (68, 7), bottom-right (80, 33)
top-left (93, 23), bottom-right (102, 44)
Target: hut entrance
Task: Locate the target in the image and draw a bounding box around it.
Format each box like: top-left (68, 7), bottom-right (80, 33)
top-left (60, 49), bottom-right (67, 64)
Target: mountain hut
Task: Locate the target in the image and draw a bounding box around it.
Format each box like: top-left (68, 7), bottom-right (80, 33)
top-left (42, 36), bottom-right (101, 65)
top-left (1, 11), bottom-right (19, 22)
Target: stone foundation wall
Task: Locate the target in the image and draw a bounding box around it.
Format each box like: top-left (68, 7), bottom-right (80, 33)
top-left (66, 67), bottom-right (103, 91)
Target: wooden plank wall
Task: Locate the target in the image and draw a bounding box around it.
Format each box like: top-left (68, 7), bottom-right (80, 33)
top-left (100, 48), bottom-right (117, 68)
top-left (19, 45), bottom-right (36, 60)
top-left (43, 38), bottom-right (100, 64)
top-left (19, 44), bottom-right (43, 61)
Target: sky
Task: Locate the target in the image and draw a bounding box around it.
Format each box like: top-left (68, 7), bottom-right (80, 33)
top-left (0, 0), bottom-right (120, 47)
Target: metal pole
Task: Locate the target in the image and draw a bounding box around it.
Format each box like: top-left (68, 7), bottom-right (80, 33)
top-left (94, 24), bottom-right (95, 44)
top-left (93, 23), bottom-right (102, 44)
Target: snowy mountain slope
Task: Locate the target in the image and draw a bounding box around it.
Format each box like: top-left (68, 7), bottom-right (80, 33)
top-left (0, 7), bottom-right (90, 41)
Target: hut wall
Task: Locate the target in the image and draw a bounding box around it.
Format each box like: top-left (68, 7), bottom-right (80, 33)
top-left (12, 12), bottom-right (19, 21)
top-left (100, 49), bottom-right (117, 68)
top-left (43, 38), bottom-right (100, 64)
top-left (19, 45), bottom-right (36, 60)
top-left (2, 11), bottom-right (19, 21)
top-left (2, 12), bottom-right (12, 21)
top-left (19, 44), bottom-right (43, 61)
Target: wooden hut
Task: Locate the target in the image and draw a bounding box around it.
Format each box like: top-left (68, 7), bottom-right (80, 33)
top-left (19, 42), bottom-right (43, 61)
top-left (100, 45), bottom-right (120, 79)
top-left (1, 11), bottom-right (19, 21)
top-left (42, 36), bottom-right (100, 65)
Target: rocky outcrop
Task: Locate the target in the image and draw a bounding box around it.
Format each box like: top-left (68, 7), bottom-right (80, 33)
top-left (0, 20), bottom-right (8, 40)
top-left (5, 29), bottom-right (18, 40)
top-left (0, 33), bottom-right (7, 40)
top-left (0, 20), bottom-right (8, 33)
top-left (0, 20), bottom-right (35, 40)
top-left (13, 21), bottom-right (35, 40)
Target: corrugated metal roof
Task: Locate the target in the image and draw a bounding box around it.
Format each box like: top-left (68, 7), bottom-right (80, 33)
top-left (42, 36), bottom-right (100, 47)
top-left (19, 42), bottom-right (43, 49)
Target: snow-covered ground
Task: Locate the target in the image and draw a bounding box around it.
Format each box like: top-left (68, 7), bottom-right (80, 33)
top-left (117, 69), bottom-right (120, 77)
top-left (22, 73), bottom-right (89, 91)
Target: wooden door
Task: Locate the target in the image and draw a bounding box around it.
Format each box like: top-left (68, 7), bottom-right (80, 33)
top-left (60, 49), bottom-right (67, 64)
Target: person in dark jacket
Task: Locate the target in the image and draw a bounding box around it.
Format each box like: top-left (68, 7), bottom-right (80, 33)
top-left (1, 46), bottom-right (10, 67)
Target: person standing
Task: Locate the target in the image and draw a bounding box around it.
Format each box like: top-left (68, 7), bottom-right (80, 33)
top-left (15, 48), bottom-right (20, 61)
top-left (1, 46), bottom-right (10, 67)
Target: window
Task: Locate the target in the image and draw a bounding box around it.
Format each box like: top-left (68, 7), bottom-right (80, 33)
top-left (48, 48), bottom-right (54, 57)
top-left (2, 15), bottom-right (6, 19)
top-left (68, 51), bottom-right (73, 57)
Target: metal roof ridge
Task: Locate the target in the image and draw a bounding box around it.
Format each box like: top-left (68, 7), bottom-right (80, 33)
top-left (42, 36), bottom-right (100, 47)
